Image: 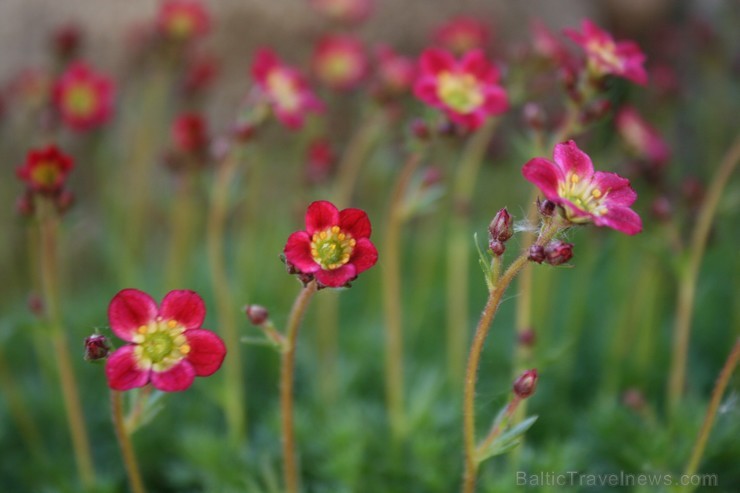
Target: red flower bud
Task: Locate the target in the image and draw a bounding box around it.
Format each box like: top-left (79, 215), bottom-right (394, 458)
top-left (245, 304), bottom-right (270, 326)
top-left (544, 240), bottom-right (573, 266)
top-left (518, 328), bottom-right (536, 347)
top-left (84, 334), bottom-right (110, 361)
top-left (488, 208), bottom-right (514, 244)
top-left (528, 244), bottom-right (545, 263)
top-left (522, 102), bottom-right (546, 131)
top-left (513, 369), bottom-right (538, 399)
top-left (410, 118), bottom-right (431, 141)
top-left (538, 198), bottom-right (556, 217)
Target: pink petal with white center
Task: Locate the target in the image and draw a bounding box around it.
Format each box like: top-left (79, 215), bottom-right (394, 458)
top-left (150, 360), bottom-right (196, 392)
top-left (420, 48), bottom-right (455, 75)
top-left (305, 200), bottom-right (340, 233)
top-left (108, 289), bottom-right (158, 342)
top-left (284, 231), bottom-right (320, 273)
top-left (314, 263), bottom-right (357, 288)
top-left (160, 290), bottom-right (206, 330)
top-left (593, 206), bottom-right (643, 235)
top-left (339, 208), bottom-right (372, 239)
top-left (553, 140), bottom-right (594, 178)
top-left (350, 238), bottom-right (378, 274)
top-left (521, 157), bottom-right (563, 201)
top-left (105, 345), bottom-right (150, 391)
top-left (592, 172), bottom-right (637, 207)
top-left (184, 329), bottom-right (227, 376)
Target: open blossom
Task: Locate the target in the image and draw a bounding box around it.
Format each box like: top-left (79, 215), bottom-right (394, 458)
top-left (105, 289), bottom-right (226, 392)
top-left (312, 35), bottom-right (368, 91)
top-left (413, 48), bottom-right (508, 130)
top-left (156, 0), bottom-right (210, 40)
top-left (564, 19), bottom-right (647, 85)
top-left (309, 0), bottom-right (373, 24)
top-left (283, 201), bottom-right (378, 288)
top-left (251, 48), bottom-right (324, 130)
top-left (615, 106), bottom-right (671, 166)
top-left (16, 145), bottom-right (74, 194)
top-left (433, 16), bottom-right (490, 55)
top-left (522, 140), bottom-right (642, 235)
top-left (52, 61), bottom-right (115, 131)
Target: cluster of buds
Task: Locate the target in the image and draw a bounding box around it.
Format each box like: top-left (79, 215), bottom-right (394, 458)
top-left (528, 239), bottom-right (574, 266)
top-left (15, 145), bottom-right (76, 217)
top-left (488, 208), bottom-right (514, 256)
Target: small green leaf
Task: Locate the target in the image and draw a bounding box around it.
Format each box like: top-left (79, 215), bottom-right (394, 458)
top-left (474, 233), bottom-right (494, 292)
top-left (476, 415), bottom-right (538, 463)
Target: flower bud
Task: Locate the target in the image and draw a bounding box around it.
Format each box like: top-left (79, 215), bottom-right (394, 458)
top-left (27, 293), bottom-right (44, 318)
top-left (518, 327), bottom-right (536, 347)
top-left (538, 198), bottom-right (556, 217)
top-left (650, 196), bottom-right (672, 222)
top-left (522, 102), bottom-right (546, 131)
top-left (488, 208), bottom-right (513, 244)
top-left (84, 334), bottom-right (110, 361)
top-left (489, 240), bottom-right (506, 256)
top-left (528, 244), bottom-right (545, 263)
top-left (513, 369), bottom-right (538, 399)
top-left (544, 240), bottom-right (573, 266)
top-left (410, 118), bottom-right (430, 141)
top-left (244, 304), bottom-right (269, 326)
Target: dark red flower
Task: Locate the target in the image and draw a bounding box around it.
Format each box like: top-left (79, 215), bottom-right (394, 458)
top-left (16, 145), bottom-right (74, 194)
top-left (52, 61), bottom-right (115, 132)
top-left (283, 201), bottom-right (378, 288)
top-left (105, 289), bottom-right (226, 392)
top-left (171, 112), bottom-right (208, 154)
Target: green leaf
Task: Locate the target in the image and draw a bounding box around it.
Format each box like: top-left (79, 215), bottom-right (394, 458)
top-left (474, 233), bottom-right (494, 292)
top-left (477, 415), bottom-right (538, 463)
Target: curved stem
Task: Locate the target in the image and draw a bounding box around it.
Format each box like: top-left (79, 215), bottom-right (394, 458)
top-left (668, 134), bottom-right (740, 414)
top-left (281, 280), bottom-right (319, 493)
top-left (111, 390), bottom-right (146, 493)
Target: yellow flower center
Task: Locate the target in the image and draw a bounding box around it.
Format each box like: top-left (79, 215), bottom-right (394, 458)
top-left (587, 40), bottom-right (623, 72)
top-left (267, 70), bottom-right (300, 111)
top-left (437, 71), bottom-right (484, 114)
top-left (310, 225), bottom-right (356, 270)
top-left (168, 12), bottom-right (196, 38)
top-left (64, 85), bottom-right (96, 117)
top-left (133, 317), bottom-right (190, 372)
top-left (321, 54), bottom-right (354, 83)
top-left (30, 162), bottom-right (61, 188)
top-left (558, 172), bottom-right (607, 221)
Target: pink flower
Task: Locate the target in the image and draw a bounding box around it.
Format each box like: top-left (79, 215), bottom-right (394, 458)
top-left (413, 48), bottom-right (508, 130)
top-left (171, 112), bottom-right (208, 154)
top-left (16, 145), bottom-right (74, 194)
top-left (251, 48), bottom-right (324, 130)
top-left (522, 140), bottom-right (642, 235)
top-left (433, 16), bottom-right (490, 55)
top-left (156, 0), bottom-right (210, 40)
top-left (52, 61), bottom-right (115, 132)
top-left (309, 0), bottom-right (373, 24)
top-left (530, 19), bottom-right (569, 64)
top-left (615, 106), bottom-right (671, 166)
top-left (564, 19), bottom-right (647, 85)
top-left (105, 289), bottom-right (226, 392)
top-left (305, 138), bottom-right (335, 185)
top-left (283, 201), bottom-right (378, 288)
top-left (311, 35), bottom-right (368, 91)
top-left (374, 44), bottom-right (416, 96)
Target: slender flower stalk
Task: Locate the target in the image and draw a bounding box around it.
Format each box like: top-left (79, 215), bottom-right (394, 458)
top-left (207, 151), bottom-right (246, 443)
top-left (382, 150), bottom-right (425, 441)
top-left (668, 135), bottom-right (740, 414)
top-left (280, 280), bottom-right (319, 493)
top-left (111, 390), bottom-right (146, 493)
top-left (165, 167), bottom-right (198, 290)
top-left (683, 339), bottom-right (740, 485)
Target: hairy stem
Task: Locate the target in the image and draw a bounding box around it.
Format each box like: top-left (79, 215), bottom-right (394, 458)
top-left (111, 390), bottom-right (146, 493)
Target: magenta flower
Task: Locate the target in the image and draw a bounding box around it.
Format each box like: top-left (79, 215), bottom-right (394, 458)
top-left (311, 35), bottom-right (368, 91)
top-left (433, 16), bottom-right (490, 55)
top-left (283, 201), bottom-right (378, 288)
top-left (615, 106), bottom-right (671, 166)
top-left (564, 19), bottom-right (647, 85)
top-left (522, 140), bottom-right (642, 235)
top-left (413, 48), bottom-right (508, 130)
top-left (52, 61), bottom-right (115, 132)
top-left (105, 289), bottom-right (226, 392)
top-left (251, 48), bottom-right (324, 130)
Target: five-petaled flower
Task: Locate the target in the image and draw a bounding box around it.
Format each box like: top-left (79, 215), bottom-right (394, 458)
top-left (251, 48), bottom-right (324, 130)
top-left (522, 140), bottom-right (642, 235)
top-left (283, 201), bottom-right (378, 288)
top-left (311, 35), bottom-right (368, 91)
top-left (413, 48), bottom-right (508, 131)
top-left (156, 0), bottom-right (210, 41)
top-left (53, 61), bottom-right (115, 132)
top-left (105, 289), bottom-right (226, 392)
top-left (564, 19), bottom-right (647, 86)
top-left (17, 145), bottom-right (74, 194)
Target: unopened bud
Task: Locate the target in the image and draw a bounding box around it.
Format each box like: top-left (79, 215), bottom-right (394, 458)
top-left (651, 196), bottom-right (672, 222)
top-left (489, 240), bottom-right (506, 256)
top-left (233, 121), bottom-right (256, 143)
top-left (27, 293), bottom-right (44, 317)
top-left (513, 369), bottom-right (538, 399)
top-left (245, 304), bottom-right (269, 326)
top-left (522, 102), bottom-right (546, 130)
top-left (410, 119), bottom-right (430, 140)
top-left (488, 208), bottom-right (514, 244)
top-left (518, 328), bottom-right (536, 347)
top-left (544, 240), bottom-right (573, 266)
top-left (84, 334), bottom-right (110, 361)
top-left (538, 198), bottom-right (556, 217)
top-left (528, 244), bottom-right (545, 263)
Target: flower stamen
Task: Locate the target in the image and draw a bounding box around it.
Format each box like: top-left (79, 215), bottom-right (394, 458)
top-left (310, 226), bottom-right (356, 270)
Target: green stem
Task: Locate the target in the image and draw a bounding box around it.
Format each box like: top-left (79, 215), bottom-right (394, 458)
top-left (462, 221), bottom-right (560, 493)
top-left (668, 134), bottom-right (740, 414)
top-left (475, 397), bottom-right (521, 458)
top-left (381, 150), bottom-right (424, 441)
top-left (111, 390), bottom-right (146, 493)
top-left (206, 153), bottom-right (246, 444)
top-left (683, 339), bottom-right (740, 488)
top-left (281, 280), bottom-right (319, 493)
top-left (38, 198), bottom-right (96, 490)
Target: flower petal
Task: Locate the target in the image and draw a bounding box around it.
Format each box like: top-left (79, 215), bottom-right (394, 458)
top-left (160, 290), bottom-right (206, 330)
top-left (150, 360), bottom-right (196, 392)
top-left (522, 157), bottom-right (563, 201)
top-left (553, 140), bottom-right (594, 178)
top-left (420, 48), bottom-right (455, 75)
top-left (460, 49), bottom-right (493, 80)
top-left (339, 208), bottom-right (372, 239)
top-left (305, 200), bottom-right (340, 234)
top-left (482, 86), bottom-right (509, 115)
top-left (413, 76), bottom-right (442, 106)
top-left (251, 47), bottom-right (279, 84)
top-left (594, 206), bottom-right (643, 235)
top-left (314, 264), bottom-right (357, 288)
top-left (350, 238), bottom-right (378, 275)
top-left (108, 289), bottom-right (158, 342)
top-left (105, 346), bottom-right (150, 391)
top-left (592, 171), bottom-right (637, 207)
top-left (284, 231), bottom-right (320, 273)
top-left (184, 329), bottom-right (227, 376)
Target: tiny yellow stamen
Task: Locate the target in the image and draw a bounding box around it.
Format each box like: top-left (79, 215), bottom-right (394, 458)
top-left (167, 319), bottom-right (177, 328)
top-left (331, 226), bottom-right (340, 234)
top-left (138, 325), bottom-right (147, 334)
top-left (571, 174), bottom-right (580, 183)
top-left (179, 344), bottom-right (191, 355)
top-left (592, 189), bottom-right (602, 198)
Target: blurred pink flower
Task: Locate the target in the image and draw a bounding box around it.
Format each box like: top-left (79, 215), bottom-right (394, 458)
top-left (16, 145), bottom-right (74, 195)
top-left (615, 106), bottom-right (671, 166)
top-left (312, 35), bottom-right (368, 91)
top-left (156, 0), bottom-right (210, 40)
top-left (433, 16), bottom-right (490, 55)
top-left (171, 112), bottom-right (208, 154)
top-left (374, 44), bottom-right (416, 96)
top-left (309, 0), bottom-right (373, 24)
top-left (53, 61), bottom-right (115, 132)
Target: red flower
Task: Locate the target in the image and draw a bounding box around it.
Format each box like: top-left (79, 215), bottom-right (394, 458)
top-left (171, 112), bottom-right (208, 154)
top-left (374, 44), bottom-right (416, 96)
top-left (433, 16), bottom-right (490, 55)
top-left (564, 19), bottom-right (647, 85)
top-left (156, 0), bottom-right (210, 40)
top-left (309, 0), bottom-right (373, 24)
top-left (105, 289), bottom-right (226, 392)
top-left (312, 35), bottom-right (368, 91)
top-left (413, 48), bottom-right (508, 130)
top-left (615, 106), bottom-right (671, 167)
top-left (283, 201), bottom-right (378, 288)
top-left (522, 140), bottom-right (642, 235)
top-left (305, 138), bottom-right (336, 185)
top-left (529, 19), bottom-right (569, 64)
top-left (52, 61), bottom-right (115, 132)
top-left (251, 48), bottom-right (324, 130)
top-left (16, 145), bottom-right (74, 194)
